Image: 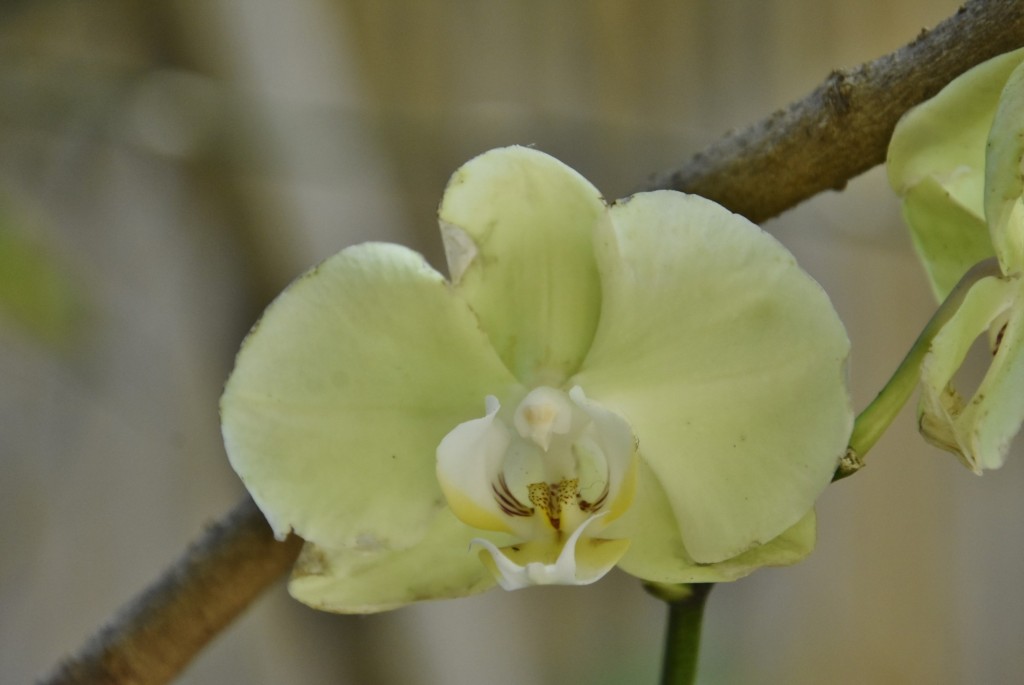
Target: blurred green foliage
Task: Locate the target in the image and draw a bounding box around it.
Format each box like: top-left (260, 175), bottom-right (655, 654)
top-left (0, 209), bottom-right (79, 346)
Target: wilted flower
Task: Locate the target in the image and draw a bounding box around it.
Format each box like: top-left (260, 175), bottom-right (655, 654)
top-left (888, 48), bottom-right (1024, 472)
top-left (221, 146), bottom-right (852, 612)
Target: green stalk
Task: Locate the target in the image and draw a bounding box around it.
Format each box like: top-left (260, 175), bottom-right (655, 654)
top-left (835, 258), bottom-right (1001, 479)
top-left (646, 582), bottom-right (714, 685)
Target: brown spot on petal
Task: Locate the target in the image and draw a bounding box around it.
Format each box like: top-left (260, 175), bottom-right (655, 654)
top-left (994, 322), bottom-right (1008, 355)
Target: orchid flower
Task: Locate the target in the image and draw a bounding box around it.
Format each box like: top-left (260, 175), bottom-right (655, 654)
top-left (888, 48), bottom-right (1024, 472)
top-left (221, 146), bottom-right (852, 612)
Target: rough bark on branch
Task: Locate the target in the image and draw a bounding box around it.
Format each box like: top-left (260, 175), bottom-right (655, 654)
top-left (643, 0), bottom-right (1024, 223)
top-left (41, 497), bottom-right (302, 685)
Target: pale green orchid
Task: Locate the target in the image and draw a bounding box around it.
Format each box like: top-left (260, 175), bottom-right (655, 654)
top-left (221, 146), bottom-right (852, 613)
top-left (888, 49), bottom-right (1024, 472)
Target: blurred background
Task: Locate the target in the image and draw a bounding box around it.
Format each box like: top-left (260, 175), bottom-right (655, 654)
top-left (2, 0), bottom-right (1022, 683)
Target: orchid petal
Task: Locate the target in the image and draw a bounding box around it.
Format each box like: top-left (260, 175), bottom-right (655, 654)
top-left (608, 460), bottom-right (816, 583)
top-left (289, 508), bottom-right (507, 613)
top-left (888, 48), bottom-right (1024, 291)
top-left (986, 58), bottom-right (1024, 274)
top-left (573, 192), bottom-right (852, 563)
top-left (221, 243), bottom-right (519, 550)
top-left (919, 274), bottom-right (1024, 471)
top-left (900, 177), bottom-right (994, 301)
top-left (438, 146), bottom-right (607, 386)
top-left (888, 48), bottom-right (1024, 216)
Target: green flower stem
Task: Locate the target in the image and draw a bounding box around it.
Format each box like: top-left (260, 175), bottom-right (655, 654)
top-left (646, 582), bottom-right (714, 685)
top-left (835, 257), bottom-right (1002, 479)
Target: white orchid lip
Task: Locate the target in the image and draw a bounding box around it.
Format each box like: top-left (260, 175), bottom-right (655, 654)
top-left (469, 513), bottom-right (611, 590)
top-left (436, 385), bottom-right (637, 589)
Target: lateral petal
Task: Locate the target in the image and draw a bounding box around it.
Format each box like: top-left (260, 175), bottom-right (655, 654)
top-left (221, 243), bottom-right (519, 550)
top-left (573, 192), bottom-right (851, 563)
